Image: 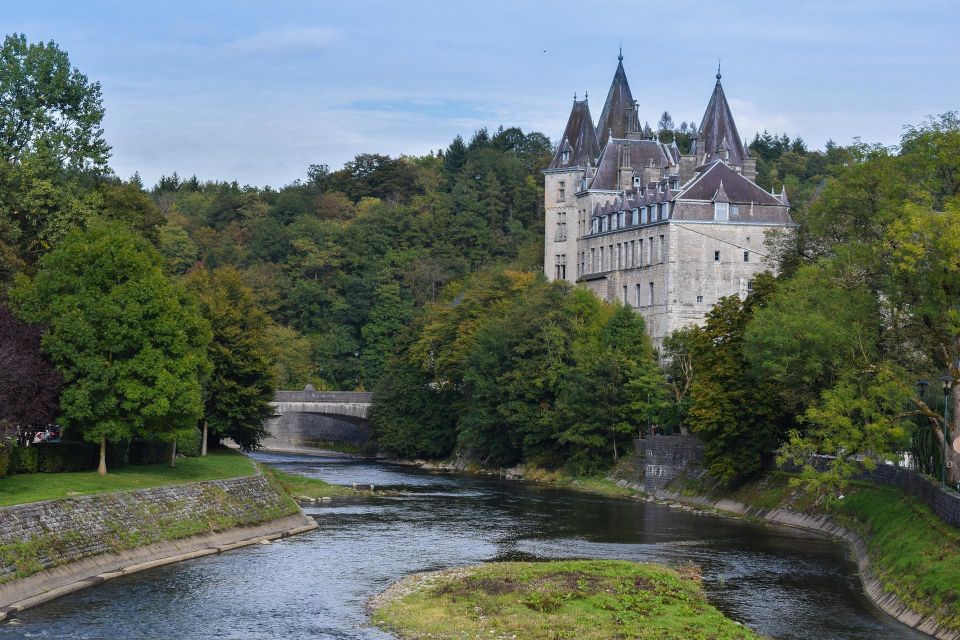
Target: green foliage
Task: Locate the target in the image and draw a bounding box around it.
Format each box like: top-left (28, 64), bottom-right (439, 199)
top-left (34, 442), bottom-right (97, 473)
top-left (781, 365), bottom-right (913, 498)
top-left (10, 222), bottom-right (211, 468)
top-left (184, 266), bottom-right (276, 450)
top-left (0, 33), bottom-right (109, 171)
top-left (373, 268), bottom-right (661, 474)
top-left (687, 274), bottom-right (787, 485)
top-left (0, 446), bottom-right (10, 478)
top-left (9, 446), bottom-right (37, 474)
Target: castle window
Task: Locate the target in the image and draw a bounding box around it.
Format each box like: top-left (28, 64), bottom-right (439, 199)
top-left (623, 285), bottom-right (628, 305)
top-left (730, 205), bottom-right (740, 217)
top-left (599, 246), bottom-right (605, 270)
top-left (714, 202), bottom-right (729, 221)
top-left (648, 282), bottom-right (654, 306)
top-left (662, 202), bottom-right (670, 219)
top-left (714, 250), bottom-right (721, 262)
top-left (648, 237), bottom-right (654, 265)
top-left (591, 248), bottom-right (596, 272)
top-left (632, 208), bottom-right (639, 225)
top-left (557, 181), bottom-right (566, 201)
top-left (659, 235), bottom-right (665, 263)
top-left (638, 239), bottom-right (644, 265)
top-left (562, 150), bottom-right (570, 164)
top-left (641, 207), bottom-right (648, 224)
top-left (743, 251), bottom-right (750, 262)
top-left (560, 254), bottom-right (566, 279)
top-left (619, 211), bottom-right (626, 228)
top-left (636, 284), bottom-right (642, 307)
top-left (696, 295), bottom-right (704, 303)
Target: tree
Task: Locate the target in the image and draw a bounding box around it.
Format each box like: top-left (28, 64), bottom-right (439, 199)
top-left (0, 34), bottom-right (109, 171)
top-left (0, 305), bottom-right (62, 428)
top-left (184, 266), bottom-right (276, 452)
top-left (687, 275), bottom-right (786, 485)
top-left (10, 222), bottom-right (210, 474)
top-left (780, 364), bottom-right (912, 500)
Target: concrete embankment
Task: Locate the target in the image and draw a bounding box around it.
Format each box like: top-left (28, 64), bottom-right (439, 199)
top-left (655, 490), bottom-right (958, 640)
top-left (0, 471), bottom-right (316, 621)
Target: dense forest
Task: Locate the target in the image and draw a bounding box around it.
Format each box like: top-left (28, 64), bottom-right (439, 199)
top-left (3, 33), bottom-right (960, 492)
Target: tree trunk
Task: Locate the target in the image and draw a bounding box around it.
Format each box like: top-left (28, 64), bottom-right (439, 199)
top-left (170, 438), bottom-right (177, 468)
top-left (98, 435), bottom-right (107, 476)
top-left (948, 383), bottom-right (960, 485)
top-left (201, 421), bottom-right (208, 456)
top-left (612, 432), bottom-right (618, 460)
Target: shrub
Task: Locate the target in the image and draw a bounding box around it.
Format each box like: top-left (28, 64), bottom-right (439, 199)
top-left (10, 446), bottom-right (38, 474)
top-left (35, 443), bottom-right (97, 473)
top-left (128, 439), bottom-right (168, 465)
top-left (0, 446), bottom-right (10, 478)
top-left (177, 428), bottom-right (202, 457)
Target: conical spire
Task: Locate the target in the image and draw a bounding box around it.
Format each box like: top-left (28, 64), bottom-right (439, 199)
top-left (596, 52), bottom-right (635, 147)
top-left (697, 71), bottom-right (748, 167)
top-left (779, 185), bottom-right (790, 207)
top-left (549, 98), bottom-right (601, 169)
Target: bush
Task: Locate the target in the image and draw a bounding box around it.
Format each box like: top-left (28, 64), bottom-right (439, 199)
top-left (0, 446), bottom-right (10, 478)
top-left (35, 442), bottom-right (97, 473)
top-left (177, 428), bottom-right (202, 457)
top-left (10, 445), bottom-right (38, 474)
top-left (128, 439), bottom-right (169, 465)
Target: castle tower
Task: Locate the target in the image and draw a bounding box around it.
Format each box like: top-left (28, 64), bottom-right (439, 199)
top-left (692, 69), bottom-right (756, 179)
top-left (596, 51), bottom-right (635, 147)
top-left (544, 96), bottom-right (599, 282)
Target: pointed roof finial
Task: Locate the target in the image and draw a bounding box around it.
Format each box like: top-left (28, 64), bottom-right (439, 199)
top-left (584, 90), bottom-right (588, 99)
top-left (716, 58), bottom-right (721, 82)
top-left (618, 46), bottom-right (623, 62)
top-left (574, 92), bottom-right (577, 101)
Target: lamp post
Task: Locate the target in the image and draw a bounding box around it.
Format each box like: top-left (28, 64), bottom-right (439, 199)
top-left (917, 380), bottom-right (929, 472)
top-left (941, 375), bottom-right (953, 488)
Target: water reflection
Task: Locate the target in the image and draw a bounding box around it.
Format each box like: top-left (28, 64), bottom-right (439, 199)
top-left (1, 452), bottom-right (928, 639)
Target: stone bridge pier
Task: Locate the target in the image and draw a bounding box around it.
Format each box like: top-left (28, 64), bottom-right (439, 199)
top-left (263, 389), bottom-right (374, 452)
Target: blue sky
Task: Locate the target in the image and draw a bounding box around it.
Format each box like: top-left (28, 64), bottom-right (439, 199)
top-left (9, 0), bottom-right (960, 187)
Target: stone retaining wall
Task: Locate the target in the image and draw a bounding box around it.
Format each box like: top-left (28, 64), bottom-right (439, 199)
top-left (634, 435), bottom-right (704, 492)
top-left (0, 472), bottom-right (300, 586)
top-left (655, 489), bottom-right (958, 640)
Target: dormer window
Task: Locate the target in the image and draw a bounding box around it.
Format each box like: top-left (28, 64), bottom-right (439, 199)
top-left (632, 208), bottom-right (639, 225)
top-left (714, 202), bottom-right (729, 221)
top-left (562, 150), bottom-right (570, 164)
top-left (641, 207), bottom-right (648, 224)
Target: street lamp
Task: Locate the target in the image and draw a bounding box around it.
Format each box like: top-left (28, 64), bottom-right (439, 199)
top-left (916, 380), bottom-right (929, 472)
top-left (941, 375), bottom-right (953, 488)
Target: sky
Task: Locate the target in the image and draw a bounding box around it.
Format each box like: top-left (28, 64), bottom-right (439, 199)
top-left (7, 0), bottom-right (960, 188)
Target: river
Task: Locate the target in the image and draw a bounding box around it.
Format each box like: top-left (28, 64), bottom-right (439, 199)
top-left (1, 451), bottom-right (929, 639)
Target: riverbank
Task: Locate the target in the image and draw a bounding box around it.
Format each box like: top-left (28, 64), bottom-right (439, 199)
top-left (382, 455), bottom-right (647, 500)
top-left (369, 559), bottom-right (761, 640)
top-left (0, 449), bottom-right (255, 507)
top-left (663, 473), bottom-right (960, 640)
top-left (0, 465), bottom-right (316, 623)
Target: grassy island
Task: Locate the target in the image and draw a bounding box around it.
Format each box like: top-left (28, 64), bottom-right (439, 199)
top-left (370, 560), bottom-right (761, 640)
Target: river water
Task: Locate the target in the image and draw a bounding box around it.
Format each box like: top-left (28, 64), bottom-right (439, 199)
top-left (1, 452), bottom-right (929, 640)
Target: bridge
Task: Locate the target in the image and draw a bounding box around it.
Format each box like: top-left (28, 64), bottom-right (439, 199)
top-left (263, 389), bottom-right (375, 452)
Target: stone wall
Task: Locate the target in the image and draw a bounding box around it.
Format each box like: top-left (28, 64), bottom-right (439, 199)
top-left (635, 435), bottom-right (705, 493)
top-left (0, 473), bottom-right (298, 584)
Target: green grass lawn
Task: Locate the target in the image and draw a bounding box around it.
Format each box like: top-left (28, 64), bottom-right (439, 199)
top-left (260, 465), bottom-right (355, 498)
top-left (371, 560), bottom-right (761, 640)
top-left (832, 485), bottom-right (960, 630)
top-left (0, 449), bottom-right (256, 507)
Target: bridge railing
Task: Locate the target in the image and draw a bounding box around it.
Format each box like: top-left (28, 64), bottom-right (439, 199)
top-left (272, 390), bottom-right (375, 404)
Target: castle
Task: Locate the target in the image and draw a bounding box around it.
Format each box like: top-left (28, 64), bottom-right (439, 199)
top-left (543, 53), bottom-right (794, 346)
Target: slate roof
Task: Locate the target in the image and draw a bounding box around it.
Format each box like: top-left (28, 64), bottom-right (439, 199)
top-left (676, 160), bottom-right (780, 205)
top-left (596, 54), bottom-right (635, 147)
top-left (548, 98), bottom-right (601, 170)
top-left (589, 138), bottom-right (673, 191)
top-left (696, 73), bottom-right (749, 167)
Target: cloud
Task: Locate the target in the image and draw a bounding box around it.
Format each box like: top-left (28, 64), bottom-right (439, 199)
top-left (728, 98), bottom-right (792, 139)
top-left (226, 26), bottom-right (339, 54)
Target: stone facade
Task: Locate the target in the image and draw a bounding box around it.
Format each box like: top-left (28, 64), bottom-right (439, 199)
top-left (545, 56), bottom-right (794, 346)
top-left (0, 473), bottom-right (296, 584)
